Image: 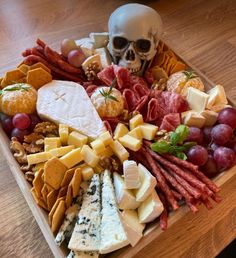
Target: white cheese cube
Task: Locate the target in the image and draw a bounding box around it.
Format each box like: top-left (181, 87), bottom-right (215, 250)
top-left (200, 110), bottom-right (218, 127)
top-left (82, 54), bottom-right (102, 72)
top-left (60, 148), bottom-right (83, 168)
top-left (123, 160), bottom-right (140, 189)
top-left (119, 134), bottom-right (142, 152)
top-left (114, 123), bottom-right (129, 140)
top-left (81, 145), bottom-right (99, 168)
top-left (68, 131), bottom-right (88, 148)
top-left (113, 172), bottom-right (140, 210)
top-left (50, 145), bottom-right (75, 157)
top-left (121, 210), bottom-right (145, 247)
top-left (27, 151), bottom-right (52, 165)
top-left (89, 32), bottom-right (109, 49)
top-left (99, 131), bottom-right (113, 146)
top-left (100, 170), bottom-right (129, 254)
top-left (81, 166), bottom-right (94, 181)
top-left (44, 137), bottom-right (61, 151)
top-left (187, 87), bottom-right (209, 112)
top-left (183, 111), bottom-right (206, 128)
top-left (207, 84), bottom-right (228, 109)
top-left (134, 164), bottom-right (157, 202)
top-left (138, 191), bottom-right (164, 224)
top-left (128, 126), bottom-right (143, 140)
top-left (59, 124), bottom-right (69, 145)
top-left (140, 123), bottom-right (158, 140)
top-left (129, 114), bottom-right (144, 130)
top-left (90, 138), bottom-right (106, 154)
top-left (110, 140), bottom-right (129, 162)
top-left (95, 47), bottom-right (112, 68)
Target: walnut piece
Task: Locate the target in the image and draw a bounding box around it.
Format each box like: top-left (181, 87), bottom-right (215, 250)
top-left (20, 164), bottom-right (33, 172)
top-left (85, 61), bottom-right (101, 81)
top-left (99, 156), bottom-right (121, 173)
top-left (23, 132), bottom-right (44, 154)
top-left (24, 171), bottom-right (35, 183)
top-left (34, 121), bottom-right (58, 136)
top-left (10, 137), bottom-right (27, 164)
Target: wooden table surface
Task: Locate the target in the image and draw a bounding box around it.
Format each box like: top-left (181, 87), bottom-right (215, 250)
top-left (0, 0), bottom-right (236, 257)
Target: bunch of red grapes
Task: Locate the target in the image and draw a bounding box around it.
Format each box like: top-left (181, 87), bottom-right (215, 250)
top-left (185, 107), bottom-right (236, 177)
top-left (0, 113), bottom-right (41, 142)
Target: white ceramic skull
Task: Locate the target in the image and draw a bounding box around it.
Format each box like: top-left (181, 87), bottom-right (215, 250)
top-left (108, 3), bottom-right (163, 73)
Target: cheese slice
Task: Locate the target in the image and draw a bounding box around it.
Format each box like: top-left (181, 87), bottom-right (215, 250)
top-left (121, 209), bottom-right (145, 247)
top-left (114, 123), bottom-right (129, 140)
top-left (113, 172), bottom-right (140, 210)
top-left (138, 191), bottom-right (164, 223)
top-left (187, 87), bottom-right (209, 112)
top-left (200, 110), bottom-right (218, 127)
top-left (134, 164), bottom-right (157, 202)
top-left (100, 170), bottom-right (129, 254)
top-left (37, 80), bottom-right (106, 139)
top-left (69, 174), bottom-right (101, 251)
top-left (207, 84), bottom-right (228, 109)
top-left (95, 47), bottom-right (112, 68)
top-left (50, 145), bottom-right (75, 157)
top-left (123, 160), bottom-right (140, 189)
top-left (89, 32), bottom-right (109, 49)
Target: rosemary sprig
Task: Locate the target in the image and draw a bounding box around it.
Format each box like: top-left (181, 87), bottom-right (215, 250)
top-left (99, 78), bottom-right (118, 103)
top-left (183, 70), bottom-right (198, 81)
top-left (0, 83), bottom-right (30, 96)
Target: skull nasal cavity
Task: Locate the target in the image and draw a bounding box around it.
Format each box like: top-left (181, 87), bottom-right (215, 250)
top-left (125, 49), bottom-right (135, 61)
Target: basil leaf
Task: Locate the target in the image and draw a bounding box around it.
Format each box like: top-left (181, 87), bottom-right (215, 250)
top-left (183, 141), bottom-right (197, 151)
top-left (175, 125), bottom-right (189, 143)
top-left (151, 141), bottom-right (171, 154)
top-left (174, 145), bottom-right (186, 152)
top-left (175, 152), bottom-right (187, 160)
top-left (170, 132), bottom-right (181, 146)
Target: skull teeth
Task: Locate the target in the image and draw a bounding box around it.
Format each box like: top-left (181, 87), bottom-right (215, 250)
top-left (129, 67), bottom-right (140, 73)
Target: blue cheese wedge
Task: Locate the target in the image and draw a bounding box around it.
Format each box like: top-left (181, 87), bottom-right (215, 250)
top-left (100, 170), bottom-right (129, 254)
top-left (67, 250), bottom-right (99, 258)
top-left (68, 174), bottom-right (101, 251)
top-left (37, 80), bottom-right (106, 139)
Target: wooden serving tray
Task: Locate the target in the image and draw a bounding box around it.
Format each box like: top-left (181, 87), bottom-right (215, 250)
top-left (0, 43), bottom-right (236, 258)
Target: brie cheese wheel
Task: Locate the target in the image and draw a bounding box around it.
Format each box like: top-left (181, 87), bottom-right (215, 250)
top-left (121, 209), bottom-right (145, 247)
top-left (138, 191), bottom-right (164, 224)
top-left (100, 170), bottom-right (129, 254)
top-left (69, 174), bottom-right (101, 251)
top-left (37, 80), bottom-right (106, 139)
top-left (123, 160), bottom-right (140, 189)
top-left (134, 164), bottom-right (157, 202)
top-left (113, 172), bottom-right (140, 210)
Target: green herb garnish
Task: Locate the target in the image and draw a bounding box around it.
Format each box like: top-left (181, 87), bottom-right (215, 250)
top-left (0, 83), bottom-right (30, 96)
top-left (151, 125), bottom-right (196, 160)
top-left (183, 70), bottom-right (198, 81)
top-left (99, 78), bottom-right (118, 103)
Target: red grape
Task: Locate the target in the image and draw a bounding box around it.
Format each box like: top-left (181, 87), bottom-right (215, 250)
top-left (187, 145), bottom-right (208, 166)
top-left (201, 154), bottom-right (219, 178)
top-left (61, 39), bottom-right (78, 57)
top-left (12, 113), bottom-right (31, 130)
top-left (218, 107), bottom-right (236, 129)
top-left (185, 127), bottom-right (203, 144)
top-left (1, 116), bottom-right (14, 135)
top-left (211, 124), bottom-right (233, 145)
top-left (67, 49), bottom-right (86, 67)
top-left (214, 147), bottom-right (235, 170)
top-left (203, 127), bottom-right (212, 143)
top-left (11, 128), bottom-right (29, 142)
top-left (29, 114), bottom-right (41, 131)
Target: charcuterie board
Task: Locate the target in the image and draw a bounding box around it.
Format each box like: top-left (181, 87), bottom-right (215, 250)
top-left (0, 39), bottom-right (235, 258)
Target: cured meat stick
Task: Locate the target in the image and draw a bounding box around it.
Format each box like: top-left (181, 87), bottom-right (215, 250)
top-left (144, 146), bottom-right (207, 192)
top-left (158, 192), bottom-right (168, 231)
top-left (140, 147), bottom-right (179, 210)
top-left (36, 38), bottom-right (46, 48)
top-left (23, 55), bottom-right (83, 83)
top-left (171, 190), bottom-right (183, 201)
top-left (200, 197), bottom-right (213, 210)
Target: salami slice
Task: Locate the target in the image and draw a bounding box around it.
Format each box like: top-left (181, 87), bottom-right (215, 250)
top-left (123, 89), bottom-right (139, 112)
top-left (160, 113), bottom-right (181, 131)
top-left (97, 65), bottom-right (115, 86)
top-left (146, 98), bottom-right (160, 122)
top-left (113, 65), bottom-right (131, 89)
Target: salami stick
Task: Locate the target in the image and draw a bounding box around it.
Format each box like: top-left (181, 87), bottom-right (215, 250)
top-left (140, 147), bottom-right (179, 210)
top-left (145, 146), bottom-right (207, 192)
top-left (171, 190), bottom-right (182, 201)
top-left (158, 192), bottom-right (168, 231)
top-left (36, 38), bottom-right (46, 48)
top-left (23, 55), bottom-right (83, 83)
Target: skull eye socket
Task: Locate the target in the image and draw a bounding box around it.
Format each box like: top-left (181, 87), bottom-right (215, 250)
top-left (113, 37), bottom-right (128, 50)
top-left (135, 39), bottom-right (151, 53)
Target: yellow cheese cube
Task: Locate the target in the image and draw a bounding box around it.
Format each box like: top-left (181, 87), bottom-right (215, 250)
top-left (68, 131), bottom-right (88, 148)
top-left (81, 145), bottom-right (99, 167)
top-left (81, 166), bottom-right (94, 181)
top-left (110, 140), bottom-right (129, 162)
top-left (59, 124), bottom-right (69, 145)
top-left (140, 123), bottom-right (158, 140)
top-left (114, 123), bottom-right (129, 140)
top-left (90, 138), bottom-right (106, 154)
top-left (99, 146), bottom-right (114, 158)
top-left (44, 137), bottom-right (61, 151)
top-left (49, 145), bottom-right (75, 157)
top-left (184, 112), bottom-right (206, 128)
top-left (60, 148), bottom-right (83, 168)
top-left (128, 126), bottom-right (143, 140)
top-left (27, 152), bottom-right (52, 165)
top-left (119, 135), bottom-right (142, 152)
top-left (99, 131), bottom-right (113, 146)
top-left (129, 114), bottom-right (144, 130)
top-left (34, 162), bottom-right (45, 172)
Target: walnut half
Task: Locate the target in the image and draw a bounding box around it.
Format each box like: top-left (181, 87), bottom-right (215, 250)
top-left (10, 137), bottom-right (27, 164)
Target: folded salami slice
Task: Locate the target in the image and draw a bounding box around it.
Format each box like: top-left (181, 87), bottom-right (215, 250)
top-left (123, 89), bottom-right (139, 112)
top-left (160, 113), bottom-right (181, 131)
top-left (113, 65), bottom-right (131, 89)
top-left (97, 65), bottom-right (115, 86)
top-left (146, 98), bottom-right (160, 122)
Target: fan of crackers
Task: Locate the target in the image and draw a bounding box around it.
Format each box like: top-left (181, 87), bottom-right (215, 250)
top-left (31, 157), bottom-right (82, 234)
